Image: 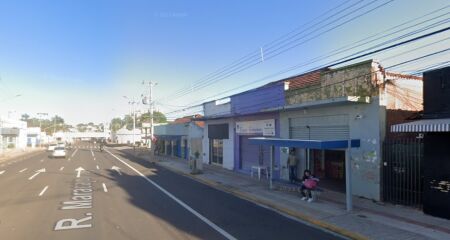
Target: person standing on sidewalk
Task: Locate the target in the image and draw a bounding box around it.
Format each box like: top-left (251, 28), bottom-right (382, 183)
top-left (287, 149), bottom-right (298, 183)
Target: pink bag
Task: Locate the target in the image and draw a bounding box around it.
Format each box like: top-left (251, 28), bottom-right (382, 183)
top-left (304, 179), bottom-right (317, 189)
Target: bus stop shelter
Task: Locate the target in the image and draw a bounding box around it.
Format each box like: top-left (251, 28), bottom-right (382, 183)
top-left (249, 137), bottom-right (360, 211)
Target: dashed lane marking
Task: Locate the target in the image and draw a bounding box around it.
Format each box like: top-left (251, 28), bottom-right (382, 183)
top-left (96, 165), bottom-right (99, 170)
top-left (39, 186), bottom-right (49, 196)
top-left (102, 183), bottom-right (108, 192)
top-left (60, 167), bottom-right (64, 171)
top-left (19, 168), bottom-right (27, 173)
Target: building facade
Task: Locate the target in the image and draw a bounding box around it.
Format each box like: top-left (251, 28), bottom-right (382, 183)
top-left (154, 116), bottom-right (204, 160)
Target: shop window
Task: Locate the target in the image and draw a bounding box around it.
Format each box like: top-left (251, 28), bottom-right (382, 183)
top-left (210, 139), bottom-right (223, 165)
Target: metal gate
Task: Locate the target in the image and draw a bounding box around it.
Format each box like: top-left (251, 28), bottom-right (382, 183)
top-left (383, 138), bottom-right (423, 207)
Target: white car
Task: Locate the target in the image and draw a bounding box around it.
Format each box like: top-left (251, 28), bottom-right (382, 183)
top-left (51, 147), bottom-right (66, 158)
top-left (57, 142), bottom-right (65, 148)
top-left (47, 144), bottom-right (57, 151)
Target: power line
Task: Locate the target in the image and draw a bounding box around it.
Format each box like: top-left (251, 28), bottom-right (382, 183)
top-left (163, 23), bottom-right (449, 116)
top-left (164, 29), bottom-right (449, 118)
top-left (160, 0), bottom-right (393, 101)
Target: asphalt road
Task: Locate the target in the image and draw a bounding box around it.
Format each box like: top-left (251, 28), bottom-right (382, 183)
top-left (0, 142), bottom-right (346, 240)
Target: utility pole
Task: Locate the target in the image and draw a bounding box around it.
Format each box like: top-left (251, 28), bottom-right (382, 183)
top-left (37, 112), bottom-right (48, 147)
top-left (142, 81), bottom-right (157, 148)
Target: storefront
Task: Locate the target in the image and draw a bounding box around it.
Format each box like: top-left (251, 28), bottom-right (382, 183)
top-left (202, 119), bottom-right (235, 170)
top-left (279, 96), bottom-right (384, 201)
top-left (234, 116), bottom-right (280, 179)
top-left (249, 137), bottom-right (360, 211)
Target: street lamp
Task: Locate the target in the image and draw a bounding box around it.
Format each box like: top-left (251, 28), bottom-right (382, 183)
top-left (123, 96), bottom-right (138, 147)
top-left (37, 112), bottom-right (48, 147)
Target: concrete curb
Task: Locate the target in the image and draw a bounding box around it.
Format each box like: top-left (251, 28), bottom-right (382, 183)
top-left (155, 160), bottom-right (368, 240)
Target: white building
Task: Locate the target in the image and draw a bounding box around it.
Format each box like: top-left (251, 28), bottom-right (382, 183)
top-left (0, 117), bottom-right (28, 150)
top-left (26, 127), bottom-right (42, 148)
top-left (113, 128), bottom-right (142, 144)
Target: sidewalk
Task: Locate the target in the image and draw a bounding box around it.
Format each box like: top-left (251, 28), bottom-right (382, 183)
top-left (0, 147), bottom-right (44, 164)
top-left (119, 148), bottom-right (450, 240)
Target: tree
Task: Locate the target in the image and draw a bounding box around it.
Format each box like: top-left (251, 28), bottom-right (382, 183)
top-left (123, 115), bottom-right (134, 130)
top-left (21, 114), bottom-right (30, 121)
top-left (140, 111), bottom-right (167, 124)
top-left (110, 117), bottom-right (124, 132)
top-left (77, 123), bottom-right (87, 132)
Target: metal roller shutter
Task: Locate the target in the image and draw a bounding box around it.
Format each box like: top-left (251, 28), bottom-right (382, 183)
top-left (289, 115), bottom-right (349, 140)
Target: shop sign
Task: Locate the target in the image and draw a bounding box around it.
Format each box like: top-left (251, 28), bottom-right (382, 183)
top-left (236, 119), bottom-right (275, 136)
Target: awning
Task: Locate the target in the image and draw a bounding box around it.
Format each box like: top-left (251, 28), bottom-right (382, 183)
top-left (391, 118), bottom-right (450, 132)
top-left (249, 136), bottom-right (359, 212)
top-left (248, 137), bottom-right (360, 149)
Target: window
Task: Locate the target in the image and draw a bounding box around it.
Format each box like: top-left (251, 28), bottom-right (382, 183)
top-left (210, 139), bottom-right (223, 165)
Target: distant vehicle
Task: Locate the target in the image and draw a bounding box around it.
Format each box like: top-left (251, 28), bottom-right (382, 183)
top-left (51, 147), bottom-right (66, 158)
top-left (47, 144), bottom-right (57, 151)
top-left (57, 142), bottom-right (65, 148)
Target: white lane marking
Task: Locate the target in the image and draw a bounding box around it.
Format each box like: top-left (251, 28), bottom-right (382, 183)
top-left (19, 168), bottom-right (28, 173)
top-left (67, 157), bottom-right (71, 162)
top-left (75, 167), bottom-right (85, 178)
top-left (39, 185), bottom-right (49, 196)
top-left (102, 183), bottom-right (108, 192)
top-left (71, 149), bottom-right (78, 158)
top-left (105, 149), bottom-right (237, 240)
top-left (40, 159), bottom-right (44, 162)
top-left (59, 167), bottom-right (64, 171)
top-left (0, 170), bottom-right (5, 175)
top-left (111, 166), bottom-right (122, 175)
top-left (96, 165), bottom-right (100, 170)
top-left (28, 168), bottom-right (46, 180)
top-left (91, 150), bottom-right (94, 157)
top-left (93, 157), bottom-right (96, 161)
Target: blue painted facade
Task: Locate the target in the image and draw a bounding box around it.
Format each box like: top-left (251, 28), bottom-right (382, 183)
top-left (231, 82), bottom-right (285, 115)
top-left (154, 122), bottom-right (204, 160)
top-left (229, 82), bottom-right (286, 179)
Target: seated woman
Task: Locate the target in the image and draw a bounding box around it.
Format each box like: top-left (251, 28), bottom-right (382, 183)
top-left (300, 169), bottom-right (319, 202)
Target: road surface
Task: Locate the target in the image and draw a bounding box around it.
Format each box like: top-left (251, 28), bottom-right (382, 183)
top-left (0, 142), bottom-right (345, 240)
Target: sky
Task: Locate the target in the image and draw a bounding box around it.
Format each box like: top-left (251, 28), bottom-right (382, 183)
top-left (0, 0), bottom-right (449, 125)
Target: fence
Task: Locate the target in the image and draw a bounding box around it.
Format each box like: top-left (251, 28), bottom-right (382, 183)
top-left (383, 138), bottom-right (423, 207)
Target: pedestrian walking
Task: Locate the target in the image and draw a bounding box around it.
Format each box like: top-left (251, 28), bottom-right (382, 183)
top-left (287, 149), bottom-right (298, 183)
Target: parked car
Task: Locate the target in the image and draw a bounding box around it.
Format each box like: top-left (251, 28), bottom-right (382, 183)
top-left (47, 143), bottom-right (57, 151)
top-left (51, 147), bottom-right (66, 158)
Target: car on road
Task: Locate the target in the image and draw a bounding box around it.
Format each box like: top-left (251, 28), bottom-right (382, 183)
top-left (50, 147), bottom-right (66, 158)
top-left (57, 142), bottom-right (66, 148)
top-left (47, 143), bottom-right (57, 151)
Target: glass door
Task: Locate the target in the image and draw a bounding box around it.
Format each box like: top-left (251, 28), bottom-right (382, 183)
top-left (210, 139), bottom-right (223, 165)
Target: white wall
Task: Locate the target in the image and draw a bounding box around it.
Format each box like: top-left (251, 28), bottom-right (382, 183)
top-left (202, 118), bottom-right (234, 170)
top-left (203, 101), bottom-right (231, 117)
top-left (280, 97), bottom-right (384, 201)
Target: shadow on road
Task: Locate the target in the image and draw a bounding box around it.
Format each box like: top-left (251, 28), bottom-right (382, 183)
top-left (103, 167), bottom-right (226, 240)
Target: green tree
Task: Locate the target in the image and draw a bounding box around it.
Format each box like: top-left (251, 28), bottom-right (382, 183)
top-left (110, 117), bottom-right (124, 132)
top-left (21, 114), bottom-right (30, 121)
top-left (140, 111), bottom-right (167, 124)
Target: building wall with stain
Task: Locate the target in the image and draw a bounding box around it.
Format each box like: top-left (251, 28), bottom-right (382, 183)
top-left (286, 60), bottom-right (382, 105)
top-left (279, 96), bottom-right (384, 200)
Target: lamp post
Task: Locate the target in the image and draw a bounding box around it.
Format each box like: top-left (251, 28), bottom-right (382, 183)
top-left (37, 112), bottom-right (48, 147)
top-left (142, 81), bottom-right (157, 148)
top-left (123, 96), bottom-right (137, 146)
